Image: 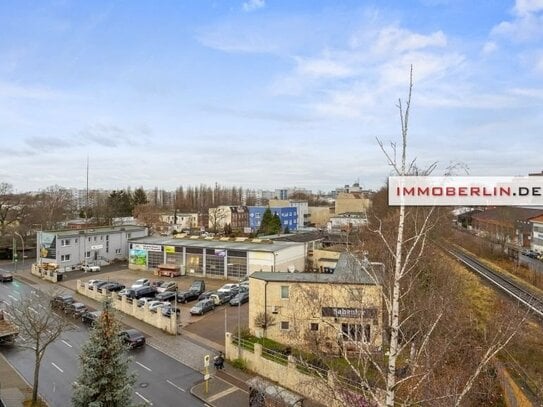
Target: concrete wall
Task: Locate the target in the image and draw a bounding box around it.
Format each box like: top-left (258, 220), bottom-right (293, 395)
top-left (31, 264), bottom-right (58, 283)
top-left (76, 280), bottom-right (178, 334)
top-left (225, 332), bottom-right (382, 407)
top-left (308, 206), bottom-right (332, 227)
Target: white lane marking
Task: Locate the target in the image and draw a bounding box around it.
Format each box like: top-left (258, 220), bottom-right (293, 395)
top-left (166, 379), bottom-right (186, 392)
top-left (135, 361), bottom-right (152, 372)
top-left (207, 386), bottom-right (238, 402)
top-left (29, 307), bottom-right (38, 314)
top-left (135, 391), bottom-right (153, 405)
top-left (61, 340), bottom-right (73, 348)
top-left (51, 362), bottom-right (64, 373)
top-left (8, 295), bottom-right (18, 302)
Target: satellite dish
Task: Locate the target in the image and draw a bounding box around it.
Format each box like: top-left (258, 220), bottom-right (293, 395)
top-left (287, 265), bottom-right (296, 273)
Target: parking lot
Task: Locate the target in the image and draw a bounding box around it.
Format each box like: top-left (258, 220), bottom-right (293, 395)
top-left (60, 267), bottom-right (249, 347)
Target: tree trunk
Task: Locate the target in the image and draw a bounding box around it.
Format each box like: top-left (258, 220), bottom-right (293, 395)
top-left (385, 202), bottom-right (405, 406)
top-left (32, 351), bottom-right (41, 404)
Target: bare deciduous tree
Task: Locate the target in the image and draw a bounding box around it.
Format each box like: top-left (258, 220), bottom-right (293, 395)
top-left (4, 290), bottom-right (72, 405)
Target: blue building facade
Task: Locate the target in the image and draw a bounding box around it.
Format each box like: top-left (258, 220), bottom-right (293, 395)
top-left (248, 206), bottom-right (298, 232)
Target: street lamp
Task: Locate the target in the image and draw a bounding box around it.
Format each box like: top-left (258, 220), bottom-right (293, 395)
top-left (12, 232), bottom-right (25, 272)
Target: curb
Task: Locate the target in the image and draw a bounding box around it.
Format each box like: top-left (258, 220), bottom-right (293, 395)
top-left (189, 381), bottom-right (214, 407)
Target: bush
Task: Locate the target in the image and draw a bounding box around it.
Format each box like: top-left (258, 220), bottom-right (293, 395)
top-left (230, 358), bottom-right (248, 372)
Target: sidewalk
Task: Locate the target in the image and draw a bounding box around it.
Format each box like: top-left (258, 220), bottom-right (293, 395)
top-left (11, 266), bottom-right (251, 406)
top-left (0, 352), bottom-right (31, 406)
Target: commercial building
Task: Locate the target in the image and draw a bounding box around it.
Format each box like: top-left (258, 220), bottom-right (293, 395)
top-left (248, 252), bottom-right (384, 352)
top-left (36, 225), bottom-right (148, 271)
top-left (248, 206), bottom-right (298, 232)
top-left (269, 199), bottom-right (309, 229)
top-left (128, 235), bottom-right (305, 279)
top-left (328, 212), bottom-right (368, 231)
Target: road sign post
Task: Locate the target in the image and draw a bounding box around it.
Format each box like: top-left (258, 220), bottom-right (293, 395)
top-left (204, 354), bottom-right (210, 394)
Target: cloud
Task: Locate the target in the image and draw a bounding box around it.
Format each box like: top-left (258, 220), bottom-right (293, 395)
top-left (295, 56), bottom-right (353, 78)
top-left (491, 0), bottom-right (543, 42)
top-left (242, 0), bottom-right (265, 12)
top-left (482, 41), bottom-right (498, 55)
top-left (371, 26), bottom-right (447, 55)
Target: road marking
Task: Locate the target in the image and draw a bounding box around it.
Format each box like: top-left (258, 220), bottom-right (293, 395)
top-left (51, 362), bottom-right (64, 373)
top-left (135, 361), bottom-right (152, 372)
top-left (3, 311), bottom-right (12, 317)
top-left (61, 340), bottom-right (73, 348)
top-left (29, 307), bottom-right (38, 314)
top-left (166, 379), bottom-right (186, 392)
top-left (135, 391), bottom-right (153, 405)
top-left (207, 386), bottom-right (238, 402)
top-left (8, 295), bottom-right (18, 302)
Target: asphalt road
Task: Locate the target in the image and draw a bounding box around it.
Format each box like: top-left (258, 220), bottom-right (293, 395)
top-left (0, 279), bottom-right (205, 407)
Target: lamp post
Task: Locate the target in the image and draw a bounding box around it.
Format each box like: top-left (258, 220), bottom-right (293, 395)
top-left (13, 232), bottom-right (25, 269)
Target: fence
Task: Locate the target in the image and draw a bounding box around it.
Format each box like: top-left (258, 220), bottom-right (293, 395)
top-left (76, 280), bottom-right (178, 335)
top-left (225, 332), bottom-right (383, 407)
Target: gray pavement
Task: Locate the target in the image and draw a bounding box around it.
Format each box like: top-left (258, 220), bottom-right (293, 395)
top-left (3, 264), bottom-right (255, 407)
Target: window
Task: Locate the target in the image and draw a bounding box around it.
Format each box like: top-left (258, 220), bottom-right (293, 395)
top-left (341, 323), bottom-right (371, 342)
top-left (93, 236), bottom-right (97, 241)
top-left (88, 237), bottom-right (91, 242)
top-left (85, 251), bottom-right (91, 258)
top-left (310, 323), bottom-right (319, 331)
top-left (115, 249), bottom-right (121, 254)
top-left (280, 285), bottom-right (289, 299)
top-left (106, 235), bottom-right (109, 241)
top-left (128, 233), bottom-right (132, 238)
top-left (100, 236), bottom-right (103, 240)
top-left (280, 321), bottom-right (290, 330)
top-left (61, 239), bottom-right (70, 246)
top-left (75, 239), bottom-right (78, 244)
top-left (61, 254), bottom-right (70, 262)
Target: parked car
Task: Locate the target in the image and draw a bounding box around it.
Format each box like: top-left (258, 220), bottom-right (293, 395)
top-left (190, 280), bottom-right (206, 294)
top-left (229, 291), bottom-right (249, 306)
top-left (155, 291), bottom-right (176, 302)
top-left (161, 305), bottom-right (181, 317)
top-left (87, 280), bottom-right (106, 290)
top-left (150, 280), bottom-right (165, 288)
top-left (217, 283), bottom-right (240, 296)
top-left (136, 297), bottom-right (154, 308)
top-left (51, 294), bottom-right (74, 310)
top-left (156, 281), bottom-right (177, 293)
top-left (81, 264), bottom-right (100, 272)
top-left (190, 299), bottom-right (215, 315)
top-left (127, 286), bottom-right (156, 300)
top-left (210, 292), bottom-right (231, 306)
top-left (65, 302), bottom-right (88, 317)
top-left (131, 279), bottom-right (150, 289)
top-left (0, 272), bottom-right (13, 282)
top-left (99, 282), bottom-right (126, 293)
top-left (81, 310), bottom-right (102, 326)
top-left (176, 289), bottom-right (200, 303)
top-left (119, 329), bottom-right (146, 348)
top-left (118, 288), bottom-right (129, 297)
top-left (197, 291), bottom-right (216, 301)
top-left (148, 301), bottom-right (170, 313)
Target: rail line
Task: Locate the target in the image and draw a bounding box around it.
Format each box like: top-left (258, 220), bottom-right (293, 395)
top-left (444, 246), bottom-right (543, 319)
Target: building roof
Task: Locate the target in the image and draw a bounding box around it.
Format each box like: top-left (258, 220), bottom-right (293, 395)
top-left (128, 235), bottom-right (303, 252)
top-left (45, 225), bottom-right (147, 237)
top-left (250, 252), bottom-right (383, 285)
top-left (472, 207), bottom-right (543, 226)
top-left (266, 231), bottom-right (326, 243)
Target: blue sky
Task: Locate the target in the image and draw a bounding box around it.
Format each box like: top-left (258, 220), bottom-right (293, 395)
top-left (1, 0), bottom-right (542, 192)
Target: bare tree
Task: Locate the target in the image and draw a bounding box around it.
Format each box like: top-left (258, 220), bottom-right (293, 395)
top-left (208, 207), bottom-right (228, 233)
top-left (4, 290), bottom-right (72, 405)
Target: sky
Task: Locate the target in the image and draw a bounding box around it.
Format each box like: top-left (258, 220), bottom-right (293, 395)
top-left (1, 0), bottom-right (542, 193)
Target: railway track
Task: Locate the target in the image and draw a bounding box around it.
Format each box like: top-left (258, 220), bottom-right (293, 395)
top-left (445, 246), bottom-right (543, 319)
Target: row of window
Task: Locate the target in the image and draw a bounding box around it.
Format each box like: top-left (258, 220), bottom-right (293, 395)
top-left (60, 248), bottom-right (121, 262)
top-left (278, 321), bottom-right (371, 342)
top-left (60, 235), bottom-right (114, 247)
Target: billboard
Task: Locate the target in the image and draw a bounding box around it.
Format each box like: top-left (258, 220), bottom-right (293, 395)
top-left (129, 249), bottom-right (147, 266)
top-left (39, 233), bottom-right (57, 259)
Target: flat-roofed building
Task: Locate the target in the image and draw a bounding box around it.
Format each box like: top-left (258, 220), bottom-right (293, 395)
top-left (128, 235), bottom-right (305, 279)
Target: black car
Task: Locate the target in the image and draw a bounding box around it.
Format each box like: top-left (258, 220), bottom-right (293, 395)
top-left (197, 291), bottom-right (216, 301)
top-left (190, 299), bottom-right (215, 315)
top-left (0, 272), bottom-right (13, 282)
top-left (229, 291), bottom-right (249, 306)
top-left (81, 310), bottom-right (102, 326)
top-left (51, 294), bottom-right (74, 310)
top-left (119, 329), bottom-right (146, 349)
top-left (155, 291), bottom-right (176, 302)
top-left (162, 306), bottom-right (181, 318)
top-left (176, 289), bottom-right (201, 303)
top-left (125, 286), bottom-right (157, 300)
top-left (99, 282), bottom-right (126, 293)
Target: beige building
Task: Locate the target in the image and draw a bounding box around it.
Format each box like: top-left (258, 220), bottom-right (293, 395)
top-left (312, 248), bottom-right (343, 273)
top-left (249, 252), bottom-right (383, 352)
top-left (308, 206), bottom-right (332, 227)
top-left (335, 192), bottom-right (371, 215)
top-left (159, 212), bottom-right (199, 231)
